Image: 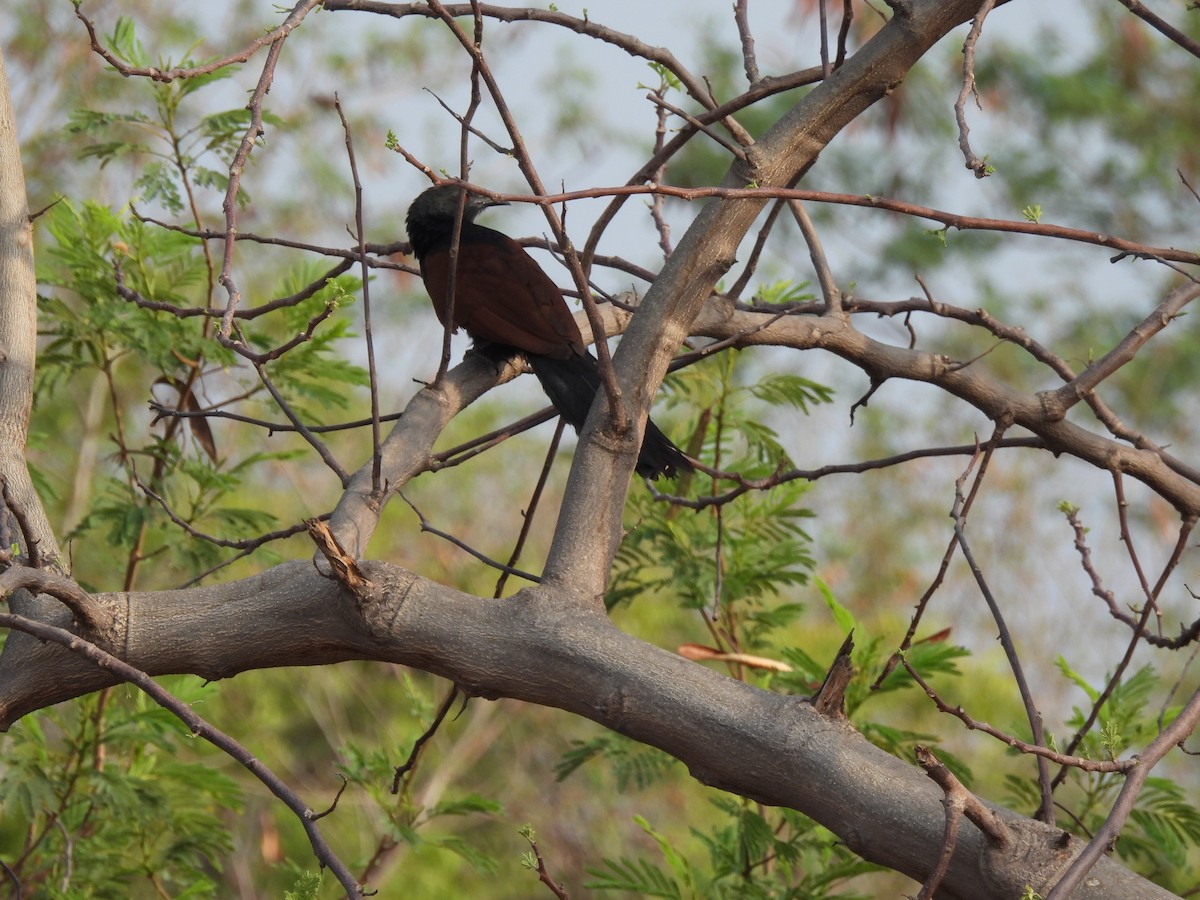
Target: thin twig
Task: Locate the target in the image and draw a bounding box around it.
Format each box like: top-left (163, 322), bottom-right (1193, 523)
top-left (74, 1), bottom-right (322, 82)
top-left (834, 0), bottom-right (854, 69)
top-left (903, 659), bottom-right (1134, 772)
top-left (135, 476), bottom-right (316, 551)
top-left (494, 420), bottom-right (565, 599)
top-left (1063, 507), bottom-right (1200, 649)
top-left (392, 687), bottom-right (461, 792)
top-left (401, 493), bottom-right (542, 584)
top-left (251, 360), bottom-right (350, 485)
top-left (954, 0), bottom-right (998, 178)
top-left (1113, 0), bottom-right (1200, 59)
top-left (733, 0), bottom-right (761, 84)
top-left (1041, 280), bottom-right (1200, 421)
top-left (915, 745), bottom-right (1012, 899)
top-left (786, 197), bottom-right (839, 312)
top-left (726, 198), bottom-right (790, 300)
top-left (214, 4), bottom-right (320, 341)
top-left (644, 93), bottom-right (748, 159)
top-left (424, 87), bottom-right (513, 154)
top-left (950, 433), bottom-right (1056, 824)
top-left (1051, 474), bottom-right (1190, 787)
top-left (0, 857), bottom-right (20, 900)
top-left (494, 183), bottom-right (1200, 267)
top-left (334, 95), bottom-right (383, 495)
top-left (818, 0), bottom-right (831, 79)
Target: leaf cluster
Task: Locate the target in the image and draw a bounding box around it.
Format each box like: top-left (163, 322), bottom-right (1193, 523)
top-left (0, 681), bottom-right (240, 898)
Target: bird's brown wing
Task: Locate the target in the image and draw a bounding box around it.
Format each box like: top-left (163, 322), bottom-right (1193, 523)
top-left (421, 230), bottom-right (585, 360)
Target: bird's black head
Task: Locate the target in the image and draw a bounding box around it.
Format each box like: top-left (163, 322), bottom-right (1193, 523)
top-left (406, 184), bottom-right (506, 260)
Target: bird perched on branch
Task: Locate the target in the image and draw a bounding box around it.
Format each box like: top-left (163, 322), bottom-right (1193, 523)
top-left (405, 183), bottom-right (693, 480)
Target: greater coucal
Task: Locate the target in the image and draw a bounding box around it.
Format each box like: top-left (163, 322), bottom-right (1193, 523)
top-left (406, 184), bottom-right (693, 479)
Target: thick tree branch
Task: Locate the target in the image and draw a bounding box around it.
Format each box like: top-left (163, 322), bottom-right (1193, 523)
top-left (0, 560), bottom-right (1175, 900)
top-left (687, 306), bottom-right (1200, 515)
top-left (550, 0), bottom-right (998, 591)
top-left (0, 47), bottom-right (60, 569)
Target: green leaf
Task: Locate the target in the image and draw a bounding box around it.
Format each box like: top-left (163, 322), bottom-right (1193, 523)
top-left (814, 575), bottom-right (856, 633)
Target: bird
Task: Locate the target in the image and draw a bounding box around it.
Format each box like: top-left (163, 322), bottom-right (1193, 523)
top-left (405, 183), bottom-right (693, 480)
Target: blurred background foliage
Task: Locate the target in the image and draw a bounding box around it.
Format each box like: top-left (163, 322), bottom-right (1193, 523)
top-left (1, 1), bottom-right (1198, 896)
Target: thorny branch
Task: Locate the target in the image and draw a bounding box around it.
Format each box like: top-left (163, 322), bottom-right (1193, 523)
top-left (1047, 685), bottom-right (1200, 898)
top-left (904, 659), bottom-right (1136, 773)
top-left (1052, 479), bottom-right (1197, 788)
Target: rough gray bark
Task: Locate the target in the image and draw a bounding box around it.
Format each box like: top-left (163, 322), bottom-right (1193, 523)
top-left (0, 45), bottom-right (60, 567)
top-left (0, 560), bottom-right (1178, 900)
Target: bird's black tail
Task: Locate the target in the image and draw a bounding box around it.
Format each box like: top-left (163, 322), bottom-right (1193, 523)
top-left (529, 354), bottom-right (694, 480)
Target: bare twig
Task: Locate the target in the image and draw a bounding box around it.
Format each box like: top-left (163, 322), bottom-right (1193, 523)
top-left (401, 493), bottom-right (542, 584)
top-left (251, 360), bottom-right (350, 484)
top-left (494, 183), bottom-right (1200, 267)
top-left (310, 774), bottom-right (350, 821)
top-left (955, 0), bottom-right (998, 178)
top-left (493, 420), bottom-right (565, 599)
top-left (834, 0), bottom-right (854, 69)
top-left (1113, 0), bottom-right (1200, 59)
top-left (949, 434), bottom-right (1056, 824)
top-left (135, 476), bottom-right (316, 552)
top-left (74, 1), bottom-right (322, 82)
top-left (1040, 280), bottom-right (1200, 421)
top-left (334, 95), bottom-right (384, 496)
top-left (903, 659), bottom-right (1135, 772)
top-left (645, 92), bottom-right (748, 159)
top-left (213, 3), bottom-right (323, 341)
top-left (0, 857), bottom-right (19, 900)
top-left (726, 198), bottom-right (790, 300)
top-left (1063, 507), bottom-right (1200, 649)
top-left (818, 0), bottom-right (831, 78)
top-left (786, 197), bottom-right (839, 312)
top-left (733, 0), bottom-right (761, 84)
top-left (1052, 476), bottom-right (1193, 787)
top-left (647, 93), bottom-right (674, 259)
top-left (151, 401), bottom-right (402, 437)
top-left (0, 477), bottom-right (40, 568)
top-left (132, 210), bottom-right (409, 272)
top-left (391, 686), bottom-right (461, 792)
top-left (915, 745), bottom-right (1012, 899)
top-left (424, 88), bottom-right (513, 154)
top-left (0, 567), bottom-right (113, 634)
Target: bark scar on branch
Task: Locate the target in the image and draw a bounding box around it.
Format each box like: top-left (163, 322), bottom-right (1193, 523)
top-left (306, 518), bottom-right (372, 595)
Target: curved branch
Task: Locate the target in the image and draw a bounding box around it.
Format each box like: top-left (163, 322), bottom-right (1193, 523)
top-left (0, 560), bottom-right (1176, 900)
top-left (0, 47), bottom-right (61, 568)
top-left (690, 305), bottom-right (1200, 514)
